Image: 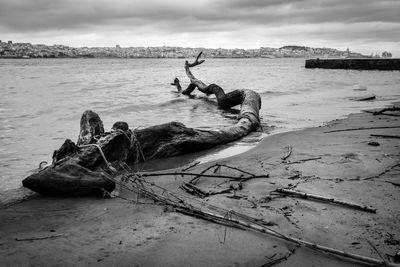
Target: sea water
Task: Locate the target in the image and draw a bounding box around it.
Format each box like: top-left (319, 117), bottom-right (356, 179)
top-left (1, 58), bottom-right (399, 192)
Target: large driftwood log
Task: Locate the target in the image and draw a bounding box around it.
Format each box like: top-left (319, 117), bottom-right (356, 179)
top-left (22, 52), bottom-right (262, 195)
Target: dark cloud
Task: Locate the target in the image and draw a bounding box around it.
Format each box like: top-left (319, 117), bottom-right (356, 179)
top-left (0, 0), bottom-right (399, 54)
top-left (1, 0), bottom-right (399, 31)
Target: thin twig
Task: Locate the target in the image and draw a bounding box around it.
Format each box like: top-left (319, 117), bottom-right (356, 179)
top-left (181, 161), bottom-right (201, 171)
top-left (366, 239), bottom-right (387, 263)
top-left (15, 233), bottom-right (64, 241)
top-left (364, 163), bottom-right (400, 180)
top-left (370, 134), bottom-right (400, 139)
top-left (385, 181), bottom-right (400, 187)
top-left (187, 51), bottom-right (205, 67)
top-left (180, 182), bottom-right (234, 198)
top-left (287, 157), bottom-right (321, 164)
top-left (259, 248), bottom-right (297, 267)
top-left (324, 126), bottom-right (400, 133)
top-left (215, 164), bottom-right (256, 177)
top-left (275, 188), bottom-right (376, 213)
top-left (140, 172), bottom-right (268, 181)
top-left (281, 145), bottom-right (293, 161)
top-left (180, 182), bottom-right (209, 198)
top-left (190, 164), bottom-right (220, 184)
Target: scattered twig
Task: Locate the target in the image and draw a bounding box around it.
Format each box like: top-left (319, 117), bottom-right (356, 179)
top-left (15, 233), bottom-right (64, 241)
top-left (245, 198), bottom-right (258, 209)
top-left (190, 163), bottom-right (256, 184)
top-left (281, 145), bottom-right (293, 161)
top-left (364, 163), bottom-right (400, 180)
top-left (259, 248), bottom-right (297, 267)
top-left (140, 172), bottom-right (268, 180)
top-left (275, 188), bottom-right (376, 213)
top-left (181, 161), bottom-right (200, 171)
top-left (180, 182), bottom-right (238, 198)
top-left (180, 182), bottom-right (209, 198)
top-left (190, 164), bottom-right (220, 184)
top-left (385, 181), bottom-right (400, 187)
top-left (287, 174), bottom-right (301, 180)
top-left (214, 163), bottom-right (256, 177)
top-left (324, 126), bottom-right (400, 133)
top-left (111, 170), bottom-right (398, 267)
top-left (371, 134), bottom-right (400, 139)
top-left (366, 239), bottom-right (387, 264)
top-left (161, 191), bottom-right (393, 266)
top-left (287, 157), bottom-right (322, 164)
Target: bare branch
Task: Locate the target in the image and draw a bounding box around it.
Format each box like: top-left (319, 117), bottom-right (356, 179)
top-left (187, 51), bottom-right (205, 68)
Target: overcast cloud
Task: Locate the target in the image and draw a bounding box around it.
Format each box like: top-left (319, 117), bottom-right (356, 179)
top-left (0, 0), bottom-right (399, 56)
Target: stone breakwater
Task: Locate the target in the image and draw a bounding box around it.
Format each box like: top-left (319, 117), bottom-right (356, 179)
top-left (305, 58), bottom-right (400, 70)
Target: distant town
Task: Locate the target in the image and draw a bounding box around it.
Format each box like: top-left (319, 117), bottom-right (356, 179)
top-left (0, 40), bottom-right (393, 59)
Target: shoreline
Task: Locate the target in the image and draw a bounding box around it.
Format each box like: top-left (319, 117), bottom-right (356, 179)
top-left (1, 105), bottom-right (400, 266)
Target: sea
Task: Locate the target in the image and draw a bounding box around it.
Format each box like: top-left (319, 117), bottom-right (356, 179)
top-left (1, 58), bottom-right (399, 194)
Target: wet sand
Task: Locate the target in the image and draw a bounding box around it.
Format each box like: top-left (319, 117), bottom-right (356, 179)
top-left (1, 107), bottom-right (400, 266)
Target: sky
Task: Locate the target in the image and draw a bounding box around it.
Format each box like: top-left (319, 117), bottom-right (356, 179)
top-left (0, 0), bottom-right (399, 56)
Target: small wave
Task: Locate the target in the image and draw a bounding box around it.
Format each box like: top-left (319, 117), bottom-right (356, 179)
top-left (159, 98), bottom-right (188, 107)
top-left (259, 90), bottom-right (290, 96)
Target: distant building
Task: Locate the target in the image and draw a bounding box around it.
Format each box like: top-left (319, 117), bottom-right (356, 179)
top-left (382, 51), bottom-right (392, 58)
top-left (8, 40), bottom-right (12, 44)
top-left (116, 45), bottom-right (121, 49)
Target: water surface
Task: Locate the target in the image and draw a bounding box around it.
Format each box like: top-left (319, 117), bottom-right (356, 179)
top-left (1, 58), bottom-right (399, 191)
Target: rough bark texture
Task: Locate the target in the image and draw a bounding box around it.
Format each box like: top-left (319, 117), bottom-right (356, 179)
top-left (22, 53), bottom-right (262, 196)
top-left (77, 110), bottom-right (104, 146)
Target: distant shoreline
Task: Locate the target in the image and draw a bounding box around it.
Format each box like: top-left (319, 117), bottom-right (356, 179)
top-left (1, 41), bottom-right (378, 59)
top-left (0, 55), bottom-right (380, 59)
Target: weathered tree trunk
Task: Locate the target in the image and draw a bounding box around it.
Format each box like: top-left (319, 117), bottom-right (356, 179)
top-left (22, 52), bottom-right (262, 196)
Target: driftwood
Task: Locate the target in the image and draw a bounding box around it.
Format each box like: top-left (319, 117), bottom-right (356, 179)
top-left (22, 52), bottom-right (262, 196)
top-left (275, 188), bottom-right (376, 213)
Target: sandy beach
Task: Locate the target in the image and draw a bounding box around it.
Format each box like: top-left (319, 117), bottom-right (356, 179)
top-left (1, 106), bottom-right (399, 266)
